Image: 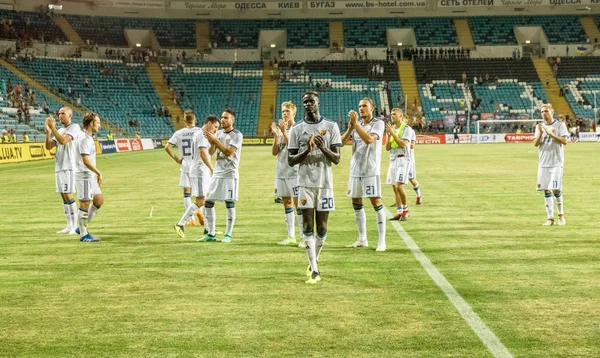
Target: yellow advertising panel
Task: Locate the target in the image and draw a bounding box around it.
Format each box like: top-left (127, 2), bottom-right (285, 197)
top-left (0, 143), bottom-right (57, 164)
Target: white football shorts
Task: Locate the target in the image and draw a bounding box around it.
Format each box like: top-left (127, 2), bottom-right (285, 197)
top-left (76, 177), bottom-right (102, 201)
top-left (537, 166), bottom-right (563, 191)
top-left (297, 187), bottom-right (335, 212)
top-left (206, 177), bottom-right (238, 202)
top-left (347, 175), bottom-right (381, 198)
top-left (191, 174), bottom-right (210, 198)
top-left (56, 170), bottom-right (75, 193)
top-left (274, 177), bottom-right (299, 198)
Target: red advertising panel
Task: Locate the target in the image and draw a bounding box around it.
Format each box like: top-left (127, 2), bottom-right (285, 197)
top-left (504, 133), bottom-right (535, 143)
top-left (129, 139), bottom-right (143, 151)
top-left (415, 134), bottom-right (446, 144)
top-left (116, 139), bottom-right (131, 152)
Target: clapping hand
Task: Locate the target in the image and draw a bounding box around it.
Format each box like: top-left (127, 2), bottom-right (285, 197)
top-left (313, 134), bottom-right (325, 149)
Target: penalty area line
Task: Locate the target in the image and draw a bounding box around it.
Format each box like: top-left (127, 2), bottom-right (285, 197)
top-left (384, 207), bottom-right (513, 358)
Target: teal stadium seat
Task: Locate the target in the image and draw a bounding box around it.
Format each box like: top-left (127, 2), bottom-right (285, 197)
top-left (14, 58), bottom-right (173, 138)
top-left (66, 14), bottom-right (196, 48)
top-left (414, 59), bottom-right (548, 121)
top-left (344, 18), bottom-right (457, 47)
top-left (163, 62), bottom-right (262, 136)
top-left (211, 19), bottom-right (329, 48)
top-left (469, 16), bottom-right (586, 45)
top-left (0, 10), bottom-right (66, 43)
top-left (556, 57), bottom-right (600, 119)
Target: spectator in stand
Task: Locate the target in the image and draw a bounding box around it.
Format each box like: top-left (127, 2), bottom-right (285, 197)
top-left (462, 71), bottom-right (467, 84)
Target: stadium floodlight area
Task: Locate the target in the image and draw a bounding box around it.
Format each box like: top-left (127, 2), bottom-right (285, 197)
top-left (476, 119), bottom-right (543, 144)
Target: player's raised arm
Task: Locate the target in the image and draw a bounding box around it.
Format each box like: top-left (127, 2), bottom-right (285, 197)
top-left (45, 117), bottom-right (56, 150)
top-left (534, 123), bottom-right (543, 147)
top-left (271, 121), bottom-right (280, 156)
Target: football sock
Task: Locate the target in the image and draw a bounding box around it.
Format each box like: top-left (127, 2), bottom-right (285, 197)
top-left (375, 205), bottom-right (386, 244)
top-left (178, 203), bottom-right (199, 226)
top-left (225, 201), bottom-right (236, 236)
top-left (205, 201), bottom-right (216, 236)
top-left (183, 194), bottom-right (192, 210)
top-left (413, 185), bottom-right (421, 197)
top-left (62, 201), bottom-right (70, 228)
top-left (284, 207), bottom-right (295, 238)
top-left (78, 208), bottom-right (89, 237)
top-left (67, 200), bottom-right (77, 229)
top-left (544, 192), bottom-right (554, 219)
top-left (304, 233), bottom-right (317, 273)
top-left (353, 203), bottom-right (367, 241)
top-left (403, 205), bottom-right (408, 212)
top-left (296, 209), bottom-right (304, 239)
top-left (396, 206), bottom-right (403, 214)
top-left (554, 191), bottom-right (564, 215)
top-left (315, 233), bottom-right (326, 261)
top-left (88, 204), bottom-right (100, 223)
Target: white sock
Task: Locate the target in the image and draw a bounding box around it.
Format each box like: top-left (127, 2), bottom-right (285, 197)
top-left (544, 194), bottom-right (554, 219)
top-left (305, 235), bottom-right (318, 273)
top-left (78, 208), bottom-right (89, 237)
top-left (555, 193), bottom-right (564, 215)
top-left (296, 210), bottom-right (304, 240)
top-left (285, 208), bottom-right (295, 238)
top-left (205, 205), bottom-right (216, 236)
top-left (68, 201), bottom-right (77, 229)
top-left (315, 234), bottom-right (326, 261)
top-left (88, 204), bottom-right (99, 223)
top-left (225, 206), bottom-right (236, 236)
top-left (63, 203), bottom-right (70, 227)
top-left (413, 185), bottom-right (421, 197)
top-left (178, 203), bottom-right (199, 226)
top-left (183, 195), bottom-right (192, 210)
top-left (375, 206), bottom-right (386, 245)
top-left (354, 206), bottom-right (367, 241)
top-left (396, 206), bottom-right (403, 214)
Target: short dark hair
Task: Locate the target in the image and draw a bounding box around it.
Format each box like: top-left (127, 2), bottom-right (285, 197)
top-left (223, 109), bottom-right (236, 118)
top-left (82, 112), bottom-right (99, 128)
top-left (184, 109), bottom-right (196, 123)
top-left (204, 115), bottom-right (220, 125)
top-left (304, 91), bottom-right (319, 98)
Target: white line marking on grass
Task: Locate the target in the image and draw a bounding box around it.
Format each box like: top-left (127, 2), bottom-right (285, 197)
top-left (384, 207), bottom-right (513, 358)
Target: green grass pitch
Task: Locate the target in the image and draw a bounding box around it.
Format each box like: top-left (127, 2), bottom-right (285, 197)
top-left (0, 143), bottom-right (599, 357)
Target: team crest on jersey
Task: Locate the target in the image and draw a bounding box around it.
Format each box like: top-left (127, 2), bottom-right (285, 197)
top-left (320, 129), bottom-right (327, 135)
top-left (347, 189), bottom-right (351, 195)
top-left (300, 199), bottom-right (307, 205)
top-left (274, 188), bottom-right (277, 193)
top-left (225, 136), bottom-right (230, 142)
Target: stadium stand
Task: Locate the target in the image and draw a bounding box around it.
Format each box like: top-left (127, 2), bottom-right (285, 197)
top-left (163, 62), bottom-right (262, 136)
top-left (65, 14), bottom-right (196, 48)
top-left (210, 19), bottom-right (329, 49)
top-left (0, 10), bottom-right (67, 43)
top-left (0, 64), bottom-right (66, 142)
top-left (556, 57), bottom-right (600, 120)
top-left (469, 16), bottom-right (587, 45)
top-left (14, 58), bottom-right (173, 137)
top-left (414, 59), bottom-right (548, 123)
top-left (277, 61), bottom-right (393, 129)
top-left (343, 17), bottom-right (458, 47)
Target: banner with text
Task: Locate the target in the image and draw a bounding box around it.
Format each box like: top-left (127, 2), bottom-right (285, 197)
top-left (170, 1), bottom-right (426, 10)
top-left (0, 143), bottom-right (56, 164)
top-left (95, 0), bottom-right (165, 9)
top-left (437, 0), bottom-right (595, 7)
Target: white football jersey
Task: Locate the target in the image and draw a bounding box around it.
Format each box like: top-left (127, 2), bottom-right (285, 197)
top-left (53, 122), bottom-right (81, 172)
top-left (389, 125), bottom-right (414, 160)
top-left (75, 131), bottom-right (96, 179)
top-left (349, 118), bottom-right (384, 177)
top-left (168, 127), bottom-right (200, 171)
top-left (288, 117), bottom-right (342, 189)
top-left (189, 128), bottom-right (211, 178)
top-left (275, 132), bottom-right (298, 179)
top-left (535, 120), bottom-right (568, 168)
top-left (213, 128), bottom-right (243, 179)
